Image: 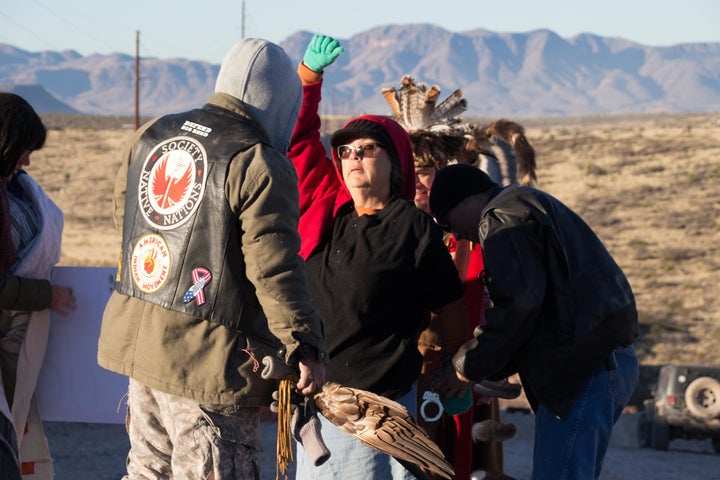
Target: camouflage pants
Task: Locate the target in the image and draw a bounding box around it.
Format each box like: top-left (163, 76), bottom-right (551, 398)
top-left (124, 378), bottom-right (260, 480)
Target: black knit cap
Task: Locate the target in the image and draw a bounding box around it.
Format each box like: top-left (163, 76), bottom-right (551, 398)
top-left (429, 164), bottom-right (499, 222)
top-left (330, 119), bottom-right (399, 164)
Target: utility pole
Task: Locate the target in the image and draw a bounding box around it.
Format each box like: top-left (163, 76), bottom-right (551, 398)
top-left (241, 1), bottom-right (245, 38)
top-left (134, 30), bottom-right (140, 130)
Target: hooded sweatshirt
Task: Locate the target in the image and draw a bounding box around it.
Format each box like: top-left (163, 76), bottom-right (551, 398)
top-left (215, 38), bottom-right (301, 153)
top-left (98, 39), bottom-right (325, 406)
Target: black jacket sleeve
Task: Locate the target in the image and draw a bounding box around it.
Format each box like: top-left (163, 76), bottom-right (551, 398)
top-left (452, 222), bottom-right (546, 381)
top-left (0, 271), bottom-right (52, 311)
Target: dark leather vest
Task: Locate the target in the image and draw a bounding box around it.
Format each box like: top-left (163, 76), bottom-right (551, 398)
top-left (116, 106), bottom-right (263, 329)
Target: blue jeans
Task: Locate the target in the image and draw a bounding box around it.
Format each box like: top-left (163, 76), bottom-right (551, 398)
top-left (531, 346), bottom-right (638, 480)
top-left (296, 386), bottom-right (417, 480)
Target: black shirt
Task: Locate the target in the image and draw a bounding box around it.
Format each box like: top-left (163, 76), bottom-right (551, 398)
top-left (306, 198), bottom-right (462, 399)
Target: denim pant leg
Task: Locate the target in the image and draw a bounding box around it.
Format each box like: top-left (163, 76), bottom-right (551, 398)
top-left (296, 386), bottom-right (417, 480)
top-left (531, 346), bottom-right (639, 480)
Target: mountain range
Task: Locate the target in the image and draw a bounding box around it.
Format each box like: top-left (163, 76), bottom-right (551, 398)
top-left (2, 24), bottom-right (719, 118)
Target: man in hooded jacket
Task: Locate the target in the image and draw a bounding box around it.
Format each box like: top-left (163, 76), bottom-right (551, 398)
top-left (97, 38), bottom-right (326, 479)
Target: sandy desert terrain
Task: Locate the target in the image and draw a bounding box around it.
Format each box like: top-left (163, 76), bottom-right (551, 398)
top-left (28, 112), bottom-right (720, 368)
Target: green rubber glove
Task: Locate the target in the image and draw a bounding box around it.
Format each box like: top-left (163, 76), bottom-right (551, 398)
top-left (303, 34), bottom-right (344, 73)
top-left (444, 386), bottom-right (473, 415)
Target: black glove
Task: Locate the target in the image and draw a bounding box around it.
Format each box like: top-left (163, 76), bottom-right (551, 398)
top-left (431, 357), bottom-right (471, 398)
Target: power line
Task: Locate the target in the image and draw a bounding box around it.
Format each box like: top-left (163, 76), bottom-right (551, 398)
top-left (34, 0), bottom-right (120, 52)
top-left (0, 10), bottom-right (55, 47)
top-left (2, 1), bottom-right (159, 59)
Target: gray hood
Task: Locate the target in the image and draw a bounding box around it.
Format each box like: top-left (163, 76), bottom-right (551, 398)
top-left (215, 38), bottom-right (301, 153)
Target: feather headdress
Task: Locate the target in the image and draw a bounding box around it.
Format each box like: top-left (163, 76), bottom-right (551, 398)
top-left (382, 75), bottom-right (467, 133)
top-left (382, 75), bottom-right (537, 186)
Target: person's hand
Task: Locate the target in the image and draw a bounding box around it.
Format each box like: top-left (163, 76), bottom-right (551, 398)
top-left (303, 34), bottom-right (344, 73)
top-left (296, 356), bottom-right (326, 395)
top-left (432, 360), bottom-right (471, 398)
top-left (49, 284), bottom-right (76, 316)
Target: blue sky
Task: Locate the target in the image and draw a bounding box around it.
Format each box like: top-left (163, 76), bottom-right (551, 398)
top-left (2, 0), bottom-right (718, 64)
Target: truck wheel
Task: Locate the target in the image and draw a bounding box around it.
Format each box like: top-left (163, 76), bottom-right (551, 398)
top-left (637, 411), bottom-right (652, 448)
top-left (684, 376), bottom-right (720, 419)
top-left (650, 420), bottom-right (670, 451)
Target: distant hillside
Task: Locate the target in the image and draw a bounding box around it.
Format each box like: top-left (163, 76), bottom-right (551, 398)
top-left (2, 25), bottom-right (719, 117)
top-left (0, 83), bottom-right (79, 113)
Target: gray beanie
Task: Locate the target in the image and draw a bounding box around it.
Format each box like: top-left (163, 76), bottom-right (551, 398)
top-left (215, 38), bottom-right (301, 152)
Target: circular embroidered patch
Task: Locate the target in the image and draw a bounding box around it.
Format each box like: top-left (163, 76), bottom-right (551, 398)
top-left (130, 234), bottom-right (171, 293)
top-left (138, 136), bottom-right (207, 230)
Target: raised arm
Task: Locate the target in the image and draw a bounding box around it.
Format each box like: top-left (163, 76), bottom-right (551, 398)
top-left (288, 66), bottom-right (339, 217)
top-left (287, 35), bottom-right (350, 259)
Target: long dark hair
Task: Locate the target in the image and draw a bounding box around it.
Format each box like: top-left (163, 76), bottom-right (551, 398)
top-left (0, 93), bottom-right (47, 177)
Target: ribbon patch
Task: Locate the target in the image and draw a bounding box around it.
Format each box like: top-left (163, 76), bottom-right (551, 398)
top-left (183, 267), bottom-right (212, 305)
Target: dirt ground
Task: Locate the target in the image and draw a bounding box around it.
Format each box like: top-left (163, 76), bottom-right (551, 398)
top-left (44, 410), bottom-right (718, 480)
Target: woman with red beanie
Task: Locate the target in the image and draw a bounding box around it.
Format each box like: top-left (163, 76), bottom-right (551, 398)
top-left (288, 35), bottom-right (469, 479)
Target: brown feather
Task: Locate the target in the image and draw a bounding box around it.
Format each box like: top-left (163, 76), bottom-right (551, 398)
top-left (313, 382), bottom-right (454, 479)
top-left (382, 87), bottom-right (402, 119)
top-left (424, 85), bottom-right (441, 108)
top-left (404, 78), bottom-right (428, 131)
top-left (426, 88), bottom-right (467, 126)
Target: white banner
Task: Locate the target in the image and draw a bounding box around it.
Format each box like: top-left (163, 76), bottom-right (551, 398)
top-left (35, 266), bottom-right (128, 424)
